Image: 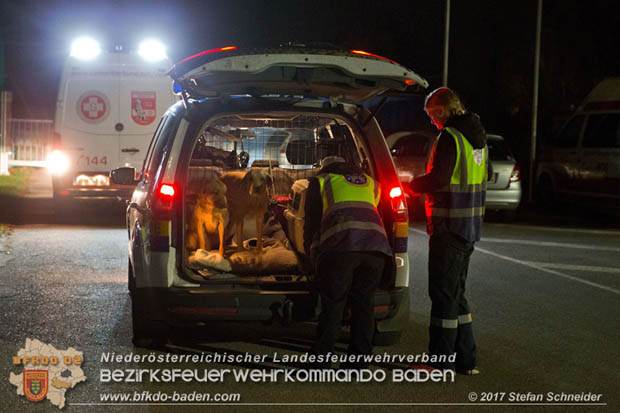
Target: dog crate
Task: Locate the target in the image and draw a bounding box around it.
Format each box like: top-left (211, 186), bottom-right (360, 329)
top-left (183, 112), bottom-right (364, 278)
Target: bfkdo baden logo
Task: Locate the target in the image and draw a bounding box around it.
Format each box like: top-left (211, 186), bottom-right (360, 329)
top-left (9, 338), bottom-right (86, 409)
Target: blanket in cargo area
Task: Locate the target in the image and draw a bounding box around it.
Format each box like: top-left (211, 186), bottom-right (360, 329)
top-left (188, 238), bottom-right (300, 276)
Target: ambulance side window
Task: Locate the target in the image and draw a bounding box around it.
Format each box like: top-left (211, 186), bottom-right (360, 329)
top-left (583, 114), bottom-right (620, 148)
top-left (554, 116), bottom-right (584, 148)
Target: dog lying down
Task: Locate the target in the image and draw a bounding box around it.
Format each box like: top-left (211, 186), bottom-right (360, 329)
top-left (219, 169), bottom-right (273, 253)
top-left (189, 238), bottom-right (300, 277)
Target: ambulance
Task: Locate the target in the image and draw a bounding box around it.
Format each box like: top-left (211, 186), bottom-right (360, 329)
top-left (537, 77), bottom-right (620, 212)
top-left (48, 38), bottom-right (177, 208)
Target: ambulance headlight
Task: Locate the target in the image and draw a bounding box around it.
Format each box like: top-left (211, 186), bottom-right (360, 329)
top-left (70, 37), bottom-right (101, 60)
top-left (47, 150), bottom-right (70, 175)
top-left (138, 40), bottom-right (167, 62)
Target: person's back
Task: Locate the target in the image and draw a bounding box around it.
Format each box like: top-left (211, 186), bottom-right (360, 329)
top-left (304, 156), bottom-right (392, 368)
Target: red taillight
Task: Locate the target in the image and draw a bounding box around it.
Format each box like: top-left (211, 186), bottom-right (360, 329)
top-left (154, 183), bottom-right (176, 212)
top-left (390, 187), bottom-right (403, 198)
top-left (351, 49), bottom-right (400, 65)
top-left (177, 46), bottom-right (237, 64)
top-left (160, 184), bottom-right (175, 197)
top-left (510, 164), bottom-right (521, 183)
top-left (52, 132), bottom-right (62, 149)
top-left (388, 185), bottom-right (408, 222)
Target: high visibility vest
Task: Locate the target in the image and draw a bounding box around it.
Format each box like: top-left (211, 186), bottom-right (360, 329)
top-left (425, 127), bottom-right (488, 242)
top-left (312, 172), bottom-right (392, 257)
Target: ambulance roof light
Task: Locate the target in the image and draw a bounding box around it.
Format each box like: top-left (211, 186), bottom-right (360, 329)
top-left (138, 39), bottom-right (167, 62)
top-left (70, 37), bottom-right (101, 61)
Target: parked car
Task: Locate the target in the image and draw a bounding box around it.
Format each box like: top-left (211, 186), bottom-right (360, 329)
top-left (110, 45), bottom-right (428, 347)
top-left (386, 130), bottom-right (435, 217)
top-left (387, 130), bottom-right (435, 184)
top-left (486, 134), bottom-right (521, 219)
top-left (537, 77), bottom-right (620, 212)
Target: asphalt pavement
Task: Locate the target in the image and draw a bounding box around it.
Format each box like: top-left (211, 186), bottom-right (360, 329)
top-left (0, 171), bottom-right (619, 411)
top-left (1, 217), bottom-right (619, 411)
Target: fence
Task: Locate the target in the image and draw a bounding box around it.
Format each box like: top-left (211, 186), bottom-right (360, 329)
top-left (9, 119), bottom-right (54, 161)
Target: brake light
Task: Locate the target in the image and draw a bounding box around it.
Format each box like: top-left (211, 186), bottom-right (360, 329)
top-left (389, 185), bottom-right (408, 222)
top-left (160, 184), bottom-right (175, 197)
top-left (390, 187), bottom-right (403, 198)
top-left (510, 164), bottom-right (521, 183)
top-left (154, 183), bottom-right (176, 212)
top-left (177, 46), bottom-right (237, 64)
top-left (351, 49), bottom-right (400, 65)
top-left (52, 132), bottom-right (61, 149)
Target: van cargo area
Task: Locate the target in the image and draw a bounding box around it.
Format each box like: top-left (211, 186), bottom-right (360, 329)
top-left (181, 112), bottom-right (372, 287)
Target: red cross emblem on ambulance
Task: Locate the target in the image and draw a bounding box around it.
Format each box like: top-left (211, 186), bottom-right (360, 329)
top-left (77, 91), bottom-right (109, 123)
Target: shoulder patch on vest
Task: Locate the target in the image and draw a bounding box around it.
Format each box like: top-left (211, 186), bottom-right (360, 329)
top-left (344, 174), bottom-right (367, 185)
top-left (473, 149), bottom-right (484, 165)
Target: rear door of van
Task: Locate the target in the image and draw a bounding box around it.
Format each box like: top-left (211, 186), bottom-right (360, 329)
top-left (59, 54), bottom-right (122, 173)
top-left (118, 53), bottom-right (177, 175)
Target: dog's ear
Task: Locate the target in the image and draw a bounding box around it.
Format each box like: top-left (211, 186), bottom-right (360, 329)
top-left (243, 170), bottom-right (256, 195)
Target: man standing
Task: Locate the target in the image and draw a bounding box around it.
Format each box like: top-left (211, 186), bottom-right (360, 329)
top-left (304, 156), bottom-right (392, 368)
top-left (408, 87), bottom-right (488, 375)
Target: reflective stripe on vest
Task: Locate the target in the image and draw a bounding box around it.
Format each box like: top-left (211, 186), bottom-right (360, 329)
top-left (426, 127), bottom-right (487, 241)
top-left (316, 173), bottom-right (391, 256)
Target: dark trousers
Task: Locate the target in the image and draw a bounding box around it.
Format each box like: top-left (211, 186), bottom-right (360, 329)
top-left (312, 251), bottom-right (386, 366)
top-left (428, 231), bottom-right (477, 370)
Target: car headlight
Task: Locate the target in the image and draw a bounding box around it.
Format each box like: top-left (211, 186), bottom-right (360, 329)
top-left (47, 150), bottom-right (70, 175)
top-left (70, 37), bottom-right (101, 60)
top-left (138, 39), bottom-right (167, 62)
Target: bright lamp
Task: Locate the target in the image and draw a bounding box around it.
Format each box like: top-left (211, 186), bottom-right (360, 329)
top-left (70, 37), bottom-right (101, 60)
top-left (47, 150), bottom-right (70, 175)
top-left (138, 40), bottom-right (167, 62)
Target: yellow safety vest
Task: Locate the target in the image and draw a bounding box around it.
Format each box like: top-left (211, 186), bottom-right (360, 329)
top-left (425, 127), bottom-right (488, 241)
top-left (313, 173), bottom-right (392, 257)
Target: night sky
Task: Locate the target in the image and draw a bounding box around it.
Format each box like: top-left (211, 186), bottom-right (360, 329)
top-left (1, 0), bottom-right (619, 165)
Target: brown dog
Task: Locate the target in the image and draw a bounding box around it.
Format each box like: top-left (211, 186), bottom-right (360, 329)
top-left (186, 178), bottom-right (229, 256)
top-left (219, 169), bottom-right (272, 252)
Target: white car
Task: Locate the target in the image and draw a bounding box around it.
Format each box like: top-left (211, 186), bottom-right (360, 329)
top-left (111, 45), bottom-right (428, 347)
top-left (537, 78), bottom-right (620, 213)
top-left (485, 134), bottom-right (521, 220)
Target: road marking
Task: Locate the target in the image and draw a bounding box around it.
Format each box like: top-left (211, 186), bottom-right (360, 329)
top-left (479, 238), bottom-right (620, 253)
top-left (491, 223), bottom-right (620, 236)
top-left (523, 262), bottom-right (620, 274)
top-left (476, 247), bottom-right (620, 296)
top-left (410, 229), bottom-right (620, 296)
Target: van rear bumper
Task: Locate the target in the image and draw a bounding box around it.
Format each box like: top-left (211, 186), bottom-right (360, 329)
top-left (52, 174), bottom-right (135, 201)
top-left (60, 186), bottom-right (135, 201)
top-left (134, 286), bottom-right (408, 325)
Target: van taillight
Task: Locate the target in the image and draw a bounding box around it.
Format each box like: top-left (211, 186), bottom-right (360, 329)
top-left (52, 132), bottom-right (62, 149)
top-left (389, 185), bottom-right (408, 222)
top-left (160, 184), bottom-right (175, 197)
top-left (154, 183), bottom-right (176, 211)
top-left (510, 164), bottom-right (521, 183)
